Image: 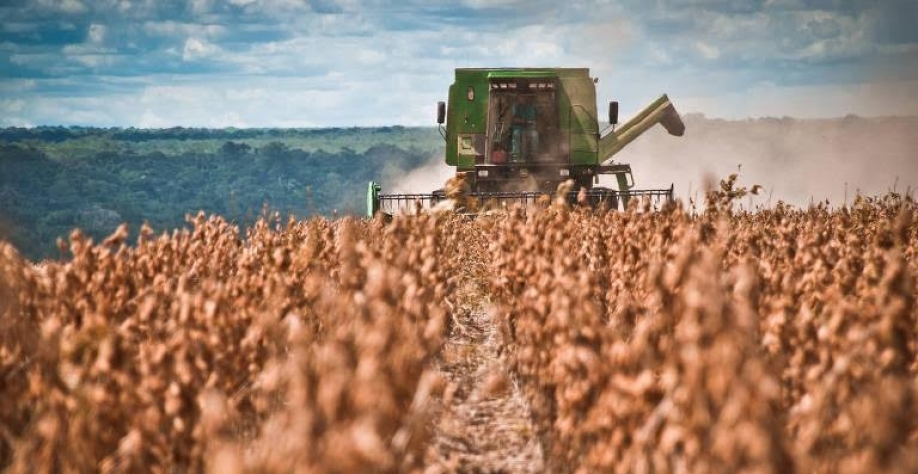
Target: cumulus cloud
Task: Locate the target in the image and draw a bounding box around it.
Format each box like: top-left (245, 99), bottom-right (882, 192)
top-left (182, 37), bottom-right (221, 61)
top-left (189, 0), bottom-right (213, 14)
top-left (143, 21), bottom-right (227, 39)
top-left (695, 41), bottom-right (721, 60)
top-left (0, 0), bottom-right (916, 126)
top-left (679, 79), bottom-right (918, 119)
top-left (87, 23), bottom-right (106, 43)
top-left (0, 99), bottom-right (26, 113)
top-left (36, 0), bottom-right (88, 14)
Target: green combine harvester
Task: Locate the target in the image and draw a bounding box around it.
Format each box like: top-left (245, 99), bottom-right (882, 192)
top-left (367, 67), bottom-right (685, 216)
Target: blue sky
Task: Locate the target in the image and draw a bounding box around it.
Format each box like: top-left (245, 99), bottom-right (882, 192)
top-left (1, 0), bottom-right (917, 127)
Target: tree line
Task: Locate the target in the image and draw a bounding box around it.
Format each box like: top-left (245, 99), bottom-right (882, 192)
top-left (0, 127), bottom-right (442, 260)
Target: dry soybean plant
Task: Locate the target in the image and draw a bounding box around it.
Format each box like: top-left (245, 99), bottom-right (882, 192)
top-left (489, 194), bottom-right (918, 473)
top-left (2, 191), bottom-right (916, 474)
top-left (0, 212), bottom-right (467, 473)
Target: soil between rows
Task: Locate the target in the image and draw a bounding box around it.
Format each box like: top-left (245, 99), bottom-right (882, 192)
top-left (425, 303), bottom-right (544, 473)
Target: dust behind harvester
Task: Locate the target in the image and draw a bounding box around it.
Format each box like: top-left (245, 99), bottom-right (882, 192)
top-left (368, 68), bottom-right (685, 216)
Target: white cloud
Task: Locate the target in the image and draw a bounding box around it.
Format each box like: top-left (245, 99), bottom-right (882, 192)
top-left (356, 49), bottom-right (385, 65)
top-left (0, 79), bottom-right (38, 93)
top-left (462, 0), bottom-right (530, 6)
top-left (56, 0), bottom-right (89, 14)
top-left (228, 0), bottom-right (315, 16)
top-left (88, 23), bottom-right (106, 43)
top-left (226, 87), bottom-right (268, 101)
top-left (649, 8), bottom-right (876, 65)
top-left (138, 110), bottom-right (169, 128)
top-left (0, 99), bottom-right (26, 113)
top-left (678, 79), bottom-right (918, 119)
top-left (877, 43), bottom-right (918, 55)
top-left (490, 27), bottom-right (564, 61)
top-left (8, 67), bottom-right (917, 130)
top-left (143, 21), bottom-right (226, 39)
top-left (62, 38), bottom-right (117, 68)
top-left (562, 18), bottom-right (635, 60)
top-left (695, 41), bottom-right (720, 60)
top-left (646, 43), bottom-right (673, 65)
top-left (190, 0), bottom-right (213, 14)
top-left (30, 0), bottom-right (89, 14)
top-left (0, 118), bottom-right (34, 127)
top-left (114, 73), bottom-right (448, 127)
top-left (63, 44), bottom-right (112, 56)
top-left (763, 0), bottom-right (805, 9)
top-left (182, 37), bottom-right (221, 61)
top-left (9, 53), bottom-right (57, 66)
top-left (81, 54), bottom-right (117, 67)
top-left (4, 1), bottom-right (918, 127)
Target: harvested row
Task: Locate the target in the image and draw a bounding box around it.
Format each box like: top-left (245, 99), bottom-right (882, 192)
top-left (489, 194), bottom-right (918, 473)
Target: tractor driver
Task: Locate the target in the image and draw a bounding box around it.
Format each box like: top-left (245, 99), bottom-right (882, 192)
top-left (511, 94), bottom-right (538, 162)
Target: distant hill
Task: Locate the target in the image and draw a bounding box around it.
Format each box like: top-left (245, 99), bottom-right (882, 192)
top-left (0, 126), bottom-right (442, 260)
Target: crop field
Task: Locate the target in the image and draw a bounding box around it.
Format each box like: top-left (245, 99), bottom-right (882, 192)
top-left (1, 186), bottom-right (917, 473)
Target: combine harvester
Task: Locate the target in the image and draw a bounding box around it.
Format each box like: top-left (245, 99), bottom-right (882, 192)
top-left (367, 67), bottom-right (685, 216)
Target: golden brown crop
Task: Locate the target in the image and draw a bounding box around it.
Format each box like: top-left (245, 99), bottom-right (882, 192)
top-left (1, 192), bottom-right (916, 473)
top-left (489, 194), bottom-right (918, 473)
top-left (0, 212), bottom-right (467, 473)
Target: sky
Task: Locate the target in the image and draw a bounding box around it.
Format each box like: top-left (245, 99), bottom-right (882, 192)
top-left (1, 0), bottom-right (917, 127)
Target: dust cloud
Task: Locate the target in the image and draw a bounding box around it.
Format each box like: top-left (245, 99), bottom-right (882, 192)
top-left (387, 115), bottom-right (917, 208)
top-left (604, 114), bottom-right (918, 208)
top-left (387, 154), bottom-right (454, 194)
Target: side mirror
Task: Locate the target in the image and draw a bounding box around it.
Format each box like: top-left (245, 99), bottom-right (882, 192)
top-left (609, 101), bottom-right (619, 125)
top-left (437, 101), bottom-right (446, 124)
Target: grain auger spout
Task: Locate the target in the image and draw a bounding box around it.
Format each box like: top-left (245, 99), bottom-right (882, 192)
top-left (596, 94), bottom-right (684, 204)
top-left (368, 68), bottom-right (686, 216)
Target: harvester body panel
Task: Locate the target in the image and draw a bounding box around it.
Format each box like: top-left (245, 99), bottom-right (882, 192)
top-left (445, 68), bottom-right (599, 171)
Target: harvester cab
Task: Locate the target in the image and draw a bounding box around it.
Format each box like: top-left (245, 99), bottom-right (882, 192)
top-left (368, 68), bottom-right (685, 216)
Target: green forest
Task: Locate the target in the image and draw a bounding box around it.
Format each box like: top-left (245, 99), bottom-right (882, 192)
top-left (0, 126), bottom-right (443, 261)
